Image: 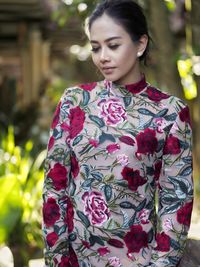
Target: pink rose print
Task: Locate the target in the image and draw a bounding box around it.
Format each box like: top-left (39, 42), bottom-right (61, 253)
top-left (106, 143), bottom-right (120, 154)
top-left (138, 209), bottom-right (150, 224)
top-left (153, 117), bottom-right (167, 133)
top-left (97, 247), bottom-right (110, 256)
top-left (98, 98), bottom-right (127, 126)
top-left (108, 257), bottom-right (122, 267)
top-left (82, 191), bottom-right (110, 226)
top-left (163, 218), bottom-right (173, 232)
top-left (117, 154), bottom-right (129, 167)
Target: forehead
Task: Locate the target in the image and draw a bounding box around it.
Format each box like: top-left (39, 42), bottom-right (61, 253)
top-left (89, 14), bottom-right (129, 41)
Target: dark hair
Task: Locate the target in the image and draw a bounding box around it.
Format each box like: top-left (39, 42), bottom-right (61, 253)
top-left (88, 0), bottom-right (150, 64)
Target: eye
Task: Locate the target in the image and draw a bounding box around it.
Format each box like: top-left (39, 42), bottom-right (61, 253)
top-left (91, 47), bottom-right (100, 53)
top-left (109, 44), bottom-right (120, 50)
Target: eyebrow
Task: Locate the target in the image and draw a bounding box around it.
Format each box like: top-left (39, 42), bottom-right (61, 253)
top-left (90, 36), bottom-right (122, 44)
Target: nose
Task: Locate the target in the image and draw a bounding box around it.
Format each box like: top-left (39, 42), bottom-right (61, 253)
top-left (99, 48), bottom-right (110, 63)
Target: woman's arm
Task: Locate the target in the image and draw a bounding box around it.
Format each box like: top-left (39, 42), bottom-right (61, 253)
top-left (42, 92), bottom-right (74, 266)
top-left (149, 104), bottom-right (193, 267)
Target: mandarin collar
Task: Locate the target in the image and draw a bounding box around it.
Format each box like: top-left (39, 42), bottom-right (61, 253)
top-left (104, 75), bottom-right (148, 95)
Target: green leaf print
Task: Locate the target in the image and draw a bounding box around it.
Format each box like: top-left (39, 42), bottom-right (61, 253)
top-left (89, 115), bottom-right (105, 128)
top-left (81, 90), bottom-right (90, 106)
top-left (123, 96), bottom-right (132, 107)
top-left (104, 184), bottom-right (112, 202)
top-left (77, 211), bottom-right (90, 228)
top-left (99, 132), bottom-right (115, 144)
top-left (179, 166), bottom-right (192, 176)
top-left (119, 201), bottom-right (136, 209)
top-left (50, 147), bottom-right (65, 161)
top-left (154, 108), bottom-right (168, 118)
top-left (89, 234), bottom-right (104, 246)
top-left (72, 135), bottom-right (83, 146)
top-left (164, 112), bottom-right (177, 121)
top-left (91, 172), bottom-right (103, 181)
top-left (138, 108), bottom-right (155, 117)
top-left (81, 178), bottom-right (94, 190)
top-left (135, 199), bottom-right (147, 212)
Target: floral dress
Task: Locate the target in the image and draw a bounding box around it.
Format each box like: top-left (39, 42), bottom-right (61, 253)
top-left (42, 76), bottom-right (193, 267)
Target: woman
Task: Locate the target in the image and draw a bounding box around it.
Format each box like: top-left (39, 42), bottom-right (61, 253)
top-left (42, 1), bottom-right (193, 266)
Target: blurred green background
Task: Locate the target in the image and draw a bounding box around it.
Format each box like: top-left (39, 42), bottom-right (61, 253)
top-left (0, 0), bottom-right (200, 266)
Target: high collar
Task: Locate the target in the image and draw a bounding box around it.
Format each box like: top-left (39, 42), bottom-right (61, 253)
top-left (104, 75), bottom-right (148, 95)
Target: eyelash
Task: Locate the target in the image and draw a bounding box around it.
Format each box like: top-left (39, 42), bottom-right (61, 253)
top-left (91, 45), bottom-right (120, 53)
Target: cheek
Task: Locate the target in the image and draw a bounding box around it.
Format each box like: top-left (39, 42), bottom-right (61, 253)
top-left (91, 54), bottom-right (99, 67)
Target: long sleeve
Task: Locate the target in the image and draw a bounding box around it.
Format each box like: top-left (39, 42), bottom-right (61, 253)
top-left (149, 103), bottom-right (193, 267)
top-left (42, 90), bottom-right (78, 267)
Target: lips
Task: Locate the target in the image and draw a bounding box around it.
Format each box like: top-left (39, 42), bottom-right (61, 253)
top-left (101, 67), bottom-right (116, 74)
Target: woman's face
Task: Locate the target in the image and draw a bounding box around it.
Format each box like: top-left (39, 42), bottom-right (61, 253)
top-left (89, 13), bottom-right (147, 85)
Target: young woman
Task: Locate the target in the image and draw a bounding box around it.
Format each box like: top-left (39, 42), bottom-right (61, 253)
top-left (42, 1), bottom-right (193, 266)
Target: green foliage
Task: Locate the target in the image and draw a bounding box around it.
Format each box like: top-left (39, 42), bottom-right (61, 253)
top-left (0, 126), bottom-right (45, 251)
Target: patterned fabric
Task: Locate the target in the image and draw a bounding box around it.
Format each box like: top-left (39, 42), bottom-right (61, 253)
top-left (42, 76), bottom-right (193, 267)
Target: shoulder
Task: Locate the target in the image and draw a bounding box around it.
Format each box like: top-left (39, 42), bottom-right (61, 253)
top-left (146, 84), bottom-right (188, 113)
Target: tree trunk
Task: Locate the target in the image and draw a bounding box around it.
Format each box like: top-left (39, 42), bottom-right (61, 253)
top-left (148, 0), bottom-right (184, 99)
top-left (191, 0), bottom-right (200, 179)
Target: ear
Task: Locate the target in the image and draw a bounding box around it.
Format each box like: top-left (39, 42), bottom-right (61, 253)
top-left (137, 34), bottom-right (148, 58)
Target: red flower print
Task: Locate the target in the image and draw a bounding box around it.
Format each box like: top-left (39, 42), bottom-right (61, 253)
top-left (107, 238), bottom-right (124, 248)
top-left (136, 128), bottom-right (158, 155)
top-left (177, 202), bottom-right (193, 226)
top-left (48, 136), bottom-right (55, 151)
top-left (51, 101), bottom-right (61, 129)
top-left (179, 106), bottom-right (191, 127)
top-left (43, 198), bottom-right (60, 227)
top-left (147, 87), bottom-right (169, 102)
top-left (155, 232), bottom-right (170, 252)
top-left (154, 160), bottom-right (162, 181)
top-left (82, 240), bottom-right (90, 248)
top-left (64, 197), bottom-right (74, 233)
top-left (58, 256), bottom-right (71, 267)
top-left (97, 247), bottom-right (110, 256)
top-left (48, 163), bottom-right (68, 190)
top-left (79, 82), bottom-right (97, 91)
top-left (89, 139), bottom-right (99, 147)
top-left (106, 143), bottom-right (120, 154)
top-left (69, 106), bottom-right (85, 139)
top-left (124, 225), bottom-right (148, 253)
top-left (82, 191), bottom-right (110, 226)
top-left (69, 245), bottom-right (79, 267)
top-left (46, 232), bottom-right (58, 247)
top-left (163, 135), bottom-right (181, 155)
top-left (121, 167), bottom-right (147, 191)
top-left (119, 135), bottom-right (135, 146)
top-left (71, 155), bottom-right (79, 178)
